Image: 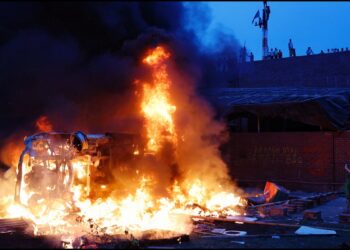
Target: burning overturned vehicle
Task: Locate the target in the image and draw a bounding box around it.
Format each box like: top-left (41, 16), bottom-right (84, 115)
top-left (15, 131), bottom-right (142, 212)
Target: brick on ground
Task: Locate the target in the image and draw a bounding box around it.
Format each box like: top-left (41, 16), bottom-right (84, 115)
top-left (303, 209), bottom-right (322, 221)
top-left (269, 206), bottom-right (288, 217)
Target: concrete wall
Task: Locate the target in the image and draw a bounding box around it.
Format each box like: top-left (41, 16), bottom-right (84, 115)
top-left (236, 51), bottom-right (350, 87)
top-left (224, 132), bottom-right (350, 192)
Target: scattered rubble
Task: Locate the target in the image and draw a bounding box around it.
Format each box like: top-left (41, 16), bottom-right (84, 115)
top-left (264, 181), bottom-right (290, 203)
top-left (303, 210), bottom-right (322, 221)
top-left (230, 240), bottom-right (245, 245)
top-left (246, 190), bottom-right (341, 218)
top-left (294, 226), bottom-right (336, 235)
top-left (247, 181), bottom-right (290, 205)
top-left (269, 206), bottom-right (288, 217)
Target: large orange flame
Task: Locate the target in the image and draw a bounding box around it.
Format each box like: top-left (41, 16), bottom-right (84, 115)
top-left (141, 46), bottom-right (177, 153)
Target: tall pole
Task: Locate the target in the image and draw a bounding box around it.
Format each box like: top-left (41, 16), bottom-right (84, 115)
top-left (252, 0), bottom-right (271, 60)
top-left (262, 28), bottom-right (268, 60)
top-left (262, 1), bottom-right (270, 60)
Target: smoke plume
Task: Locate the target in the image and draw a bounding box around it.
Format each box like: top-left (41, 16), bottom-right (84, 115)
top-left (0, 2), bottom-right (240, 141)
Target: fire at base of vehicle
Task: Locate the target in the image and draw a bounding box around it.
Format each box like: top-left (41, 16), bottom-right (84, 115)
top-left (8, 130), bottom-right (245, 238)
top-left (13, 131), bottom-right (148, 234)
top-left (16, 131), bottom-right (142, 204)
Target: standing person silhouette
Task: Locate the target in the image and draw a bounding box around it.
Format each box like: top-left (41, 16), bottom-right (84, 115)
top-left (249, 52), bottom-right (254, 62)
top-left (306, 47), bottom-right (314, 56)
top-left (288, 39), bottom-right (294, 57)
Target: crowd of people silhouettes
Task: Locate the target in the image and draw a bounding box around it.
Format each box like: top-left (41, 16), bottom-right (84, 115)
top-left (239, 38), bottom-right (349, 63)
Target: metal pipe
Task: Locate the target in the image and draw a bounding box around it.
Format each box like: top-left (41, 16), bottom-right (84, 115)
top-left (14, 148), bottom-right (28, 203)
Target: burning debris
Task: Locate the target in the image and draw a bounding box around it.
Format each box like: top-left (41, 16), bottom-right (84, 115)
top-left (247, 181), bottom-right (290, 206)
top-left (0, 46), bottom-right (246, 246)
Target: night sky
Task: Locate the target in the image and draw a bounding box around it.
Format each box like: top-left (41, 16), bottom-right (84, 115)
top-left (207, 1), bottom-right (350, 60)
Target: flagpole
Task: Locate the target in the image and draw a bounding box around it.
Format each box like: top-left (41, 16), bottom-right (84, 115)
top-left (262, 0), bottom-right (270, 60)
top-left (252, 1), bottom-right (270, 60)
top-left (262, 25), bottom-right (268, 60)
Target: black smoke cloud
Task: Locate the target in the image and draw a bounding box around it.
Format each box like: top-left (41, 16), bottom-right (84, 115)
top-left (0, 2), bottom-right (240, 140)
